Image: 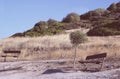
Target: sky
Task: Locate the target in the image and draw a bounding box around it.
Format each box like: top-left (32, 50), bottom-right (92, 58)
top-left (0, 0), bottom-right (119, 38)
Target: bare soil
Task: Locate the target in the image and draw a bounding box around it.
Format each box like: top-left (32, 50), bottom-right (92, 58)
top-left (0, 57), bottom-right (120, 79)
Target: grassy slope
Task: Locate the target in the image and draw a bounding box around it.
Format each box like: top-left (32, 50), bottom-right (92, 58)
top-left (0, 32), bottom-right (120, 61)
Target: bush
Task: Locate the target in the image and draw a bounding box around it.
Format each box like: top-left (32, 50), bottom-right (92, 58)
top-left (21, 19), bottom-right (66, 37)
top-left (47, 19), bottom-right (58, 26)
top-left (87, 21), bottom-right (120, 36)
top-left (11, 33), bottom-right (25, 37)
top-left (62, 13), bottom-right (80, 23)
top-left (34, 21), bottom-right (48, 29)
top-left (107, 3), bottom-right (117, 12)
top-left (80, 8), bottom-right (110, 20)
top-left (87, 27), bottom-right (117, 36)
top-left (107, 2), bottom-right (120, 12)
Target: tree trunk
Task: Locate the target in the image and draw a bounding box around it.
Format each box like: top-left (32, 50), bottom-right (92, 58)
top-left (73, 45), bottom-right (77, 69)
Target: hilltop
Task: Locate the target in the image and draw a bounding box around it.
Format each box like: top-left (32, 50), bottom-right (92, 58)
top-left (12, 2), bottom-right (120, 37)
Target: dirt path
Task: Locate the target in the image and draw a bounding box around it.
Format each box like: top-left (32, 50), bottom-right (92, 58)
top-left (0, 59), bottom-right (119, 79)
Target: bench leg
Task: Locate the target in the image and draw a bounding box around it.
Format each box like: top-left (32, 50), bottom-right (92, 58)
top-left (99, 58), bottom-right (105, 71)
top-left (83, 63), bottom-right (87, 71)
top-left (17, 57), bottom-right (19, 61)
top-left (3, 56), bottom-right (7, 62)
top-left (4, 57), bottom-right (6, 62)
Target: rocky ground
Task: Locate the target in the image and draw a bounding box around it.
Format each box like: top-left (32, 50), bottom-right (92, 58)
top-left (0, 58), bottom-right (119, 79)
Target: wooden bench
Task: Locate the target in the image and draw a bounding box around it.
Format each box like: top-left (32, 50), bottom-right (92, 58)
top-left (79, 53), bottom-right (107, 71)
top-left (1, 50), bottom-right (21, 62)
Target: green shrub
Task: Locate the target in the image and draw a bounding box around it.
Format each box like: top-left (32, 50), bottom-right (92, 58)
top-left (107, 3), bottom-right (117, 12)
top-left (87, 21), bottom-right (120, 36)
top-left (107, 2), bottom-right (120, 12)
top-left (34, 21), bottom-right (48, 29)
top-left (62, 13), bottom-right (80, 23)
top-left (11, 33), bottom-right (25, 37)
top-left (47, 19), bottom-right (58, 26)
top-left (87, 27), bottom-right (117, 36)
top-left (22, 19), bottom-right (66, 37)
top-left (80, 8), bottom-right (110, 20)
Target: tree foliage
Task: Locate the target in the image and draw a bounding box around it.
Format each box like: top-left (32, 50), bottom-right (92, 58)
top-left (70, 31), bottom-right (87, 46)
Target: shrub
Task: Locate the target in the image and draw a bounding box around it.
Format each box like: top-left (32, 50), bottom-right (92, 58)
top-left (34, 21), bottom-right (48, 29)
top-left (87, 27), bottom-right (115, 36)
top-left (116, 2), bottom-right (120, 12)
top-left (92, 8), bottom-right (109, 16)
top-left (47, 19), bottom-right (58, 26)
top-left (62, 13), bottom-right (80, 23)
top-left (87, 21), bottom-right (120, 36)
top-left (11, 33), bottom-right (25, 37)
top-left (80, 8), bottom-right (110, 20)
top-left (107, 2), bottom-right (120, 12)
top-left (107, 3), bottom-right (117, 12)
top-left (21, 19), bottom-right (66, 37)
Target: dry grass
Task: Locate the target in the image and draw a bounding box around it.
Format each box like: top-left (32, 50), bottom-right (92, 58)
top-left (0, 33), bottom-right (120, 61)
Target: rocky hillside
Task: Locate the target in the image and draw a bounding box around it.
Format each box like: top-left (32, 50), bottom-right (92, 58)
top-left (12, 2), bottom-right (120, 37)
top-left (80, 2), bottom-right (120, 27)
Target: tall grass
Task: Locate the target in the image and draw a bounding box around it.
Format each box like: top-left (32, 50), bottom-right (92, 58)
top-left (0, 34), bottom-right (120, 61)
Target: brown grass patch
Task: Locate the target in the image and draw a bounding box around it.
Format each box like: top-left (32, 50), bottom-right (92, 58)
top-left (0, 34), bottom-right (120, 61)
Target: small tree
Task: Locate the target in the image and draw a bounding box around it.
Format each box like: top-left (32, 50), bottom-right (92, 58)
top-left (70, 31), bottom-right (87, 69)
